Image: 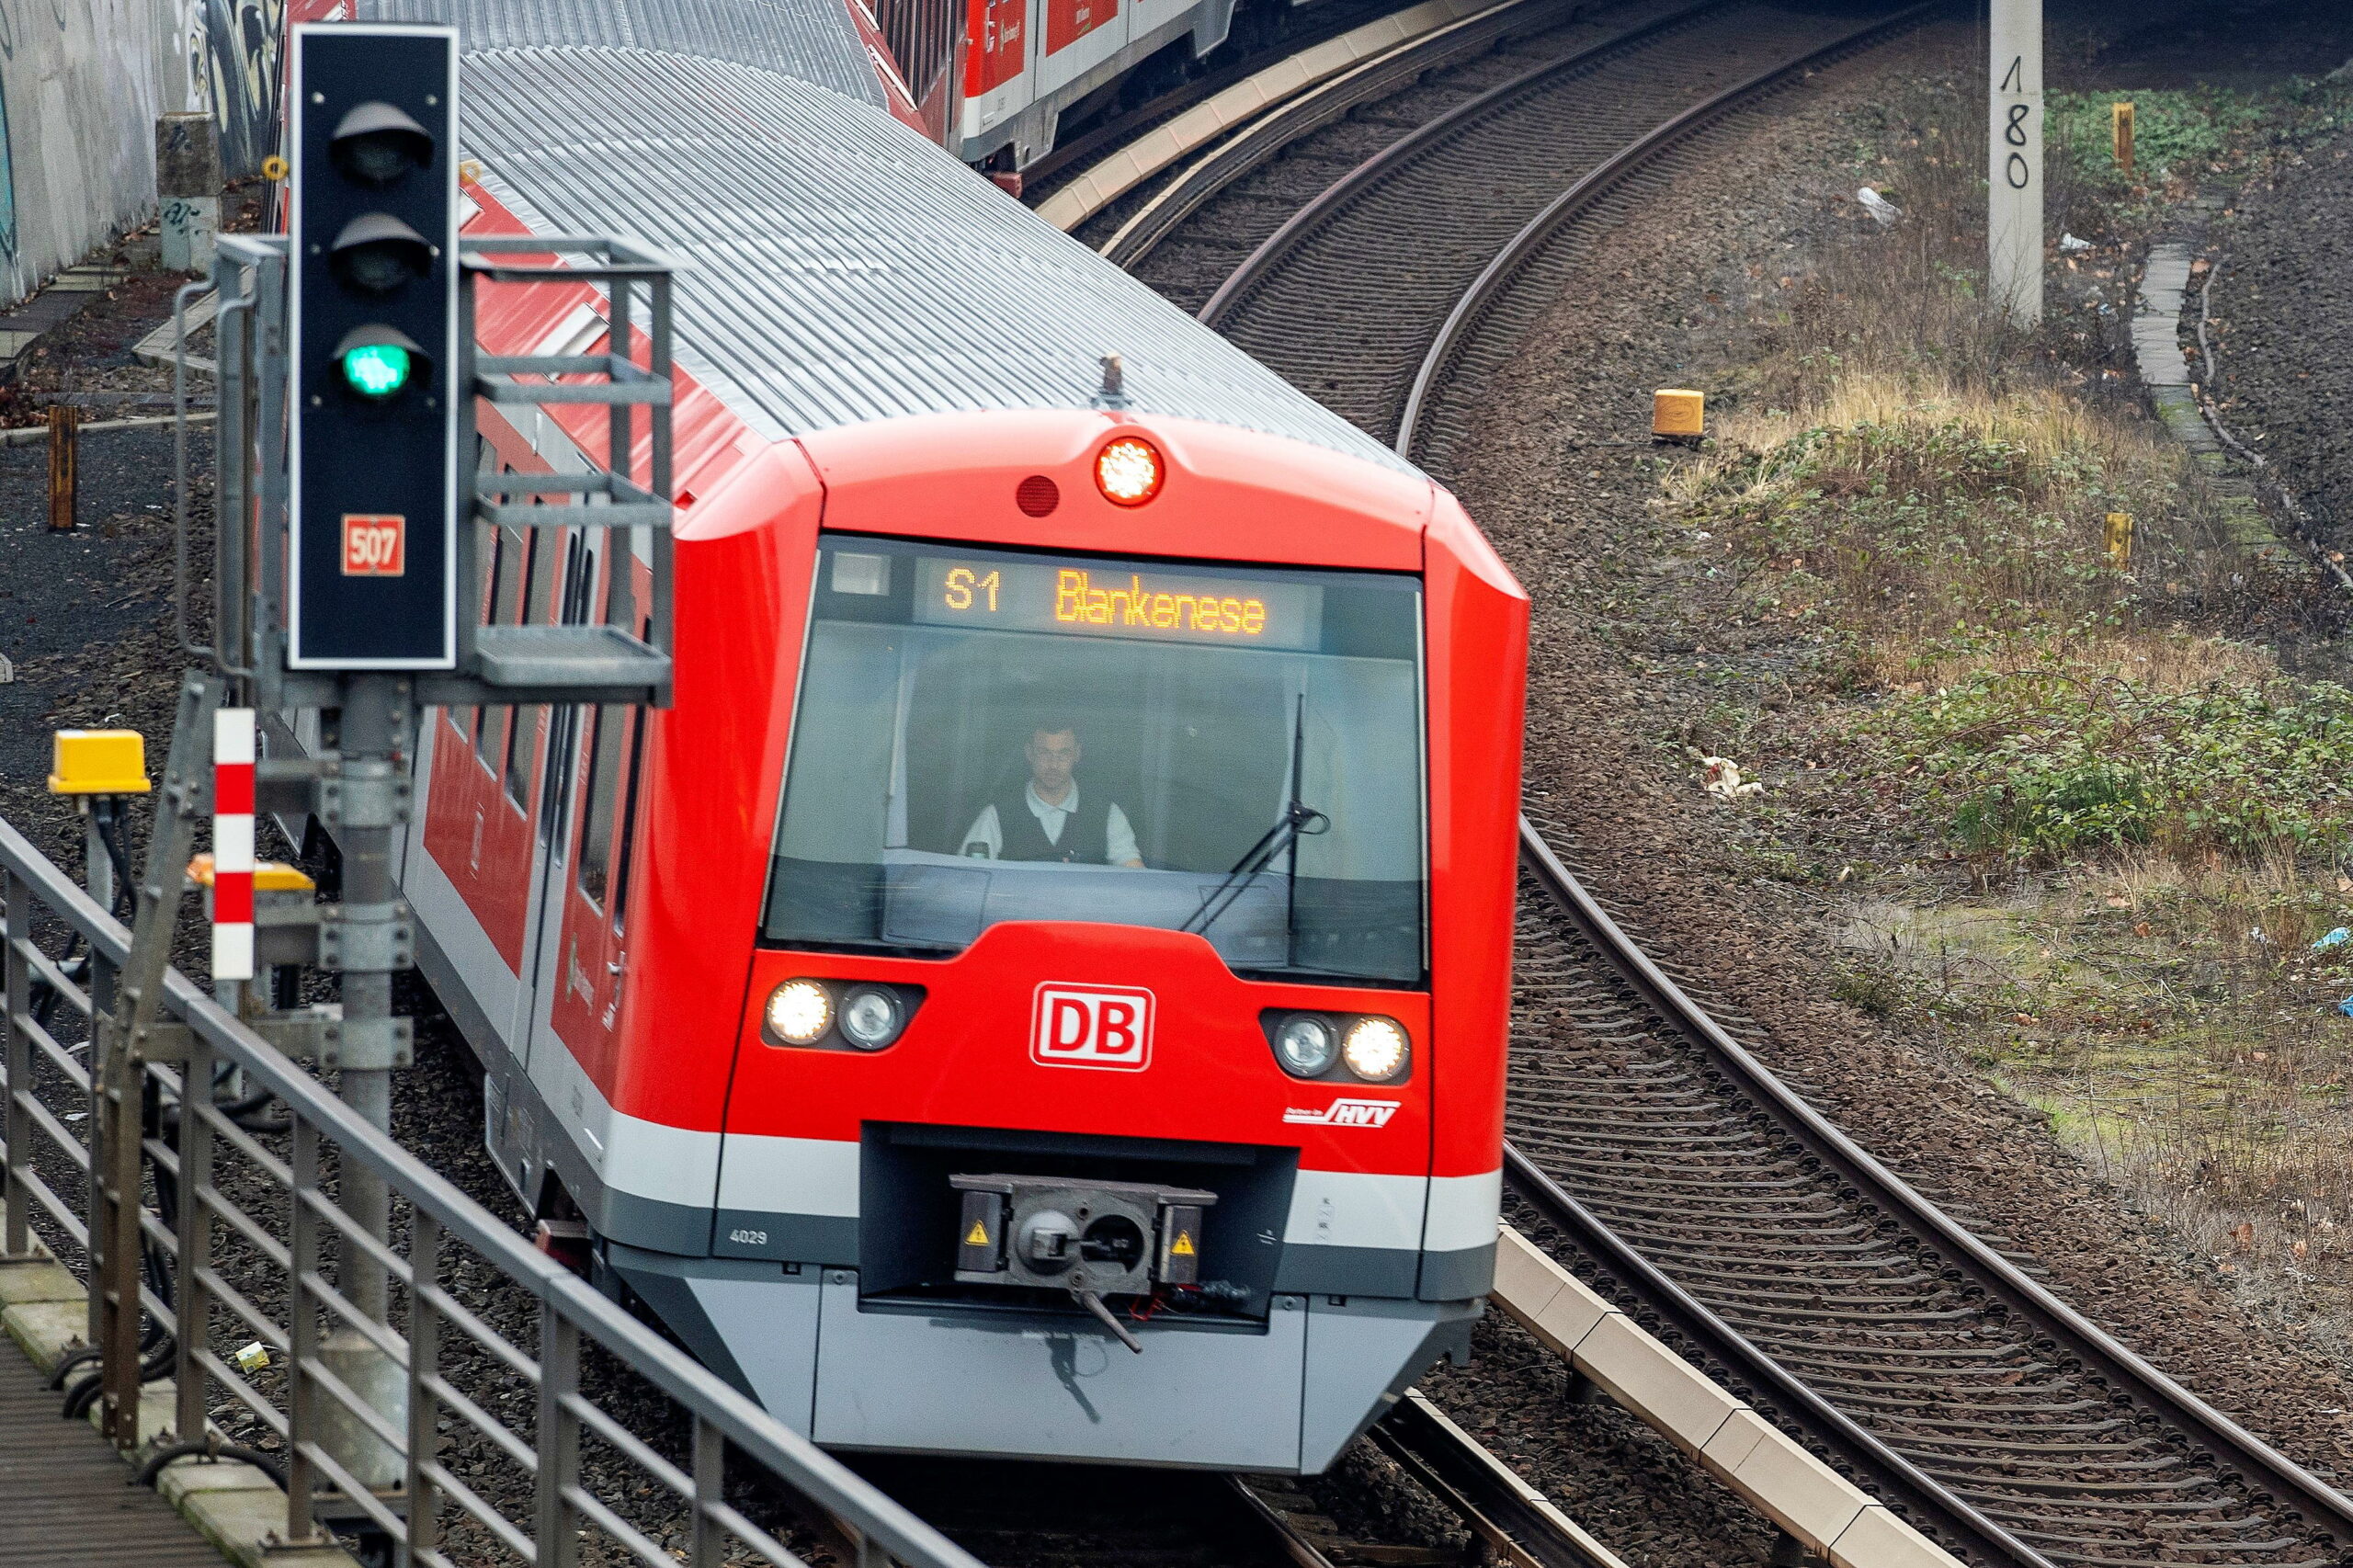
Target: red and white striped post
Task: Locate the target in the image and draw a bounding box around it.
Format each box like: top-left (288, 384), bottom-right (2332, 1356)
top-left (212, 708), bottom-right (256, 982)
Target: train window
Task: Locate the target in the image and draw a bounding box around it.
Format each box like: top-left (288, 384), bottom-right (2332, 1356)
top-left (609, 669), bottom-right (650, 926)
top-left (480, 523), bottom-right (523, 765)
top-left (538, 538), bottom-right (594, 852)
top-left (575, 703), bottom-right (627, 906)
top-left (763, 538), bottom-right (1427, 984)
top-left (503, 531), bottom-right (554, 807)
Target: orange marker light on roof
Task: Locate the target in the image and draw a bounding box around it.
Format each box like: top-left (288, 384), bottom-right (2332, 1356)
top-left (1095, 437), bottom-right (1163, 506)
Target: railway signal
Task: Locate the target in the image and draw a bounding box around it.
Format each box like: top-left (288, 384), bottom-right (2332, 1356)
top-left (288, 23), bottom-right (460, 668)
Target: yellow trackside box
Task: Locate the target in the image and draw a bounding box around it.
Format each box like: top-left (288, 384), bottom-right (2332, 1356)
top-left (186, 854), bottom-right (315, 892)
top-left (48, 730), bottom-right (152, 795)
top-left (1653, 388), bottom-right (1705, 439)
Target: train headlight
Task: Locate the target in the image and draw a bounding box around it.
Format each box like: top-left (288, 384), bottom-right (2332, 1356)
top-left (1095, 437), bottom-right (1163, 506)
top-left (766, 980), bottom-right (832, 1045)
top-left (838, 985), bottom-right (906, 1051)
top-left (1273, 1015), bottom-right (1337, 1077)
top-left (1342, 1017), bottom-right (1409, 1083)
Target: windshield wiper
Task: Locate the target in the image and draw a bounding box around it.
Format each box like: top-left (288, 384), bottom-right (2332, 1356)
top-left (1183, 696), bottom-right (1326, 937)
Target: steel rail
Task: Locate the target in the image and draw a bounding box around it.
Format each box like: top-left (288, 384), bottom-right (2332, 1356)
top-left (1228, 1393), bottom-right (1628, 1568)
top-left (1391, 0), bottom-right (1940, 455)
top-left (1515, 817), bottom-right (2353, 1555)
top-left (1193, 0), bottom-right (1729, 324)
top-left (1499, 1146), bottom-right (2045, 1568)
top-left (1372, 1390), bottom-right (1628, 1568)
top-left (1226, 1476), bottom-right (1348, 1568)
top-left (1096, 0), bottom-right (1620, 267)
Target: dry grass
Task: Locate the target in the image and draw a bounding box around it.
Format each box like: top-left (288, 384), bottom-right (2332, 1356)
top-left (1665, 372), bottom-right (2154, 508)
top-left (1666, 366), bottom-right (2253, 648)
top-left (1858, 624), bottom-right (2277, 694)
top-left (1837, 854), bottom-right (2353, 1330)
top-left (1922, 850), bottom-right (2353, 1321)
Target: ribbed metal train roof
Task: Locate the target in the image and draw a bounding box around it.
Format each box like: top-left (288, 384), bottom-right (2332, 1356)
top-left (357, 0), bottom-right (886, 108)
top-left (430, 29), bottom-right (1417, 473)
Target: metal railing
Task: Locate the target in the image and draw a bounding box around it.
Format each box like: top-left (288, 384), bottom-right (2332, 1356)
top-left (0, 810), bottom-right (984, 1568)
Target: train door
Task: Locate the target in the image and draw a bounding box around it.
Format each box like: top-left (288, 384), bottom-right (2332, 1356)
top-left (518, 535), bottom-right (608, 1155)
top-left (1033, 0), bottom-right (1126, 100)
top-left (538, 680), bottom-right (647, 1126)
top-left (959, 0), bottom-right (1031, 155)
top-left (418, 506), bottom-right (543, 1037)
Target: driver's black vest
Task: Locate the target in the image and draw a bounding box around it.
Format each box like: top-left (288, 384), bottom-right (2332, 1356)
top-left (992, 786), bottom-right (1111, 864)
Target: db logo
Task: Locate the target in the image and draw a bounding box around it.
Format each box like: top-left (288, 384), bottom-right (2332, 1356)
top-left (1031, 983), bottom-right (1154, 1071)
top-left (341, 513), bottom-right (406, 577)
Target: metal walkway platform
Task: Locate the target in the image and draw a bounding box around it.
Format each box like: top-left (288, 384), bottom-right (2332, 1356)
top-left (0, 1349), bottom-right (231, 1567)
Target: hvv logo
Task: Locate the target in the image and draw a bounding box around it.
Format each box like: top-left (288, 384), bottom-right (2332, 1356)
top-left (1284, 1098), bottom-right (1400, 1128)
top-left (1031, 983), bottom-right (1154, 1071)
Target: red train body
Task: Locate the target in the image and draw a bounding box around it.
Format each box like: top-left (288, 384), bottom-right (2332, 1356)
top-left (304, 0), bottom-right (1528, 1470)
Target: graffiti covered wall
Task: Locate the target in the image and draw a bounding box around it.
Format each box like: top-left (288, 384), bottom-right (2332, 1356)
top-left (179, 0), bottom-right (284, 181)
top-left (0, 0), bottom-right (294, 306)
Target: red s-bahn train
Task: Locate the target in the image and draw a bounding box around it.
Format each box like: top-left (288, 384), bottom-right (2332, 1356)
top-left (297, 1), bottom-right (1528, 1470)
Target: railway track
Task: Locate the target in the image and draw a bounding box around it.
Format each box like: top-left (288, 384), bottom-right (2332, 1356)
top-left (1181, 0), bottom-right (1931, 460)
top-left (859, 1402), bottom-right (1624, 1568)
top-left (1509, 810), bottom-right (2353, 1568)
top-left (1109, 0), bottom-right (1702, 302)
top-left (1073, 2), bottom-right (2353, 1562)
top-left (1080, 0), bottom-right (1607, 256)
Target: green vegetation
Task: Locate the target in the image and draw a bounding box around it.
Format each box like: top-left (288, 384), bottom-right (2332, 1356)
top-left (2048, 86), bottom-right (2280, 184)
top-left (1859, 663), bottom-right (2353, 866)
top-left (1665, 371), bottom-right (2336, 873)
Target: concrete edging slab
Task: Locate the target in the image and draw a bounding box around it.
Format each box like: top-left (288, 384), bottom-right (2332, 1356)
top-left (1489, 1226), bottom-right (1965, 1568)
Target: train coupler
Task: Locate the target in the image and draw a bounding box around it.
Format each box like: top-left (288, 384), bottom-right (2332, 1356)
top-left (949, 1174), bottom-right (1216, 1307)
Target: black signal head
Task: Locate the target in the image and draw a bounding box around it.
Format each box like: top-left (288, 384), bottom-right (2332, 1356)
top-left (330, 210), bottom-right (435, 293)
top-left (329, 99), bottom-right (436, 186)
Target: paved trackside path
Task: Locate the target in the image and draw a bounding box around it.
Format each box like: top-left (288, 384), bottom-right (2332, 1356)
top-left (0, 1349), bottom-right (231, 1566)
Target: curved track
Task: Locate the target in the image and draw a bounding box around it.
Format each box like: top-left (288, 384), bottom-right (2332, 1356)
top-left (1091, 0), bottom-right (1623, 263)
top-left (1196, 0), bottom-right (1925, 451)
top-left (1511, 812), bottom-right (2353, 1568)
top-left (1114, 0), bottom-right (1697, 307)
top-left (1071, 3), bottom-right (2353, 1562)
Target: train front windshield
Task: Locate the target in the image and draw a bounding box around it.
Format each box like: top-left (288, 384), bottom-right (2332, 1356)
top-left (763, 538), bottom-right (1427, 984)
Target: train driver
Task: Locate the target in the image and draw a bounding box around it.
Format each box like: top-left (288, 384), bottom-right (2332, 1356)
top-left (959, 721), bottom-right (1145, 867)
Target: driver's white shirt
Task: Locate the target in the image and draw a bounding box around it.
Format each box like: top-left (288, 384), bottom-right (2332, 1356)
top-left (961, 781), bottom-right (1142, 866)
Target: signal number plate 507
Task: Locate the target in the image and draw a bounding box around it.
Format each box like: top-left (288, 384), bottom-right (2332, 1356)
top-left (1031, 983), bottom-right (1154, 1071)
top-left (341, 513), bottom-right (406, 576)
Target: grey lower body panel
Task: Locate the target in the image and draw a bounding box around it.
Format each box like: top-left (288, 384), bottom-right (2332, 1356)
top-left (1418, 1241), bottom-right (1496, 1301)
top-left (607, 1246), bottom-right (1478, 1472)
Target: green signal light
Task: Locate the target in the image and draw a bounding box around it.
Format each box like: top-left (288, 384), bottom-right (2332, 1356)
top-left (341, 342), bottom-right (414, 399)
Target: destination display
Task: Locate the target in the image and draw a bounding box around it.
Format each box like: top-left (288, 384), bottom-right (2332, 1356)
top-left (913, 556), bottom-right (1324, 651)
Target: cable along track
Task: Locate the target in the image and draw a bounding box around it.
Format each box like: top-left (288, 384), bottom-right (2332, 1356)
top-left (1509, 812), bottom-right (2353, 1568)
